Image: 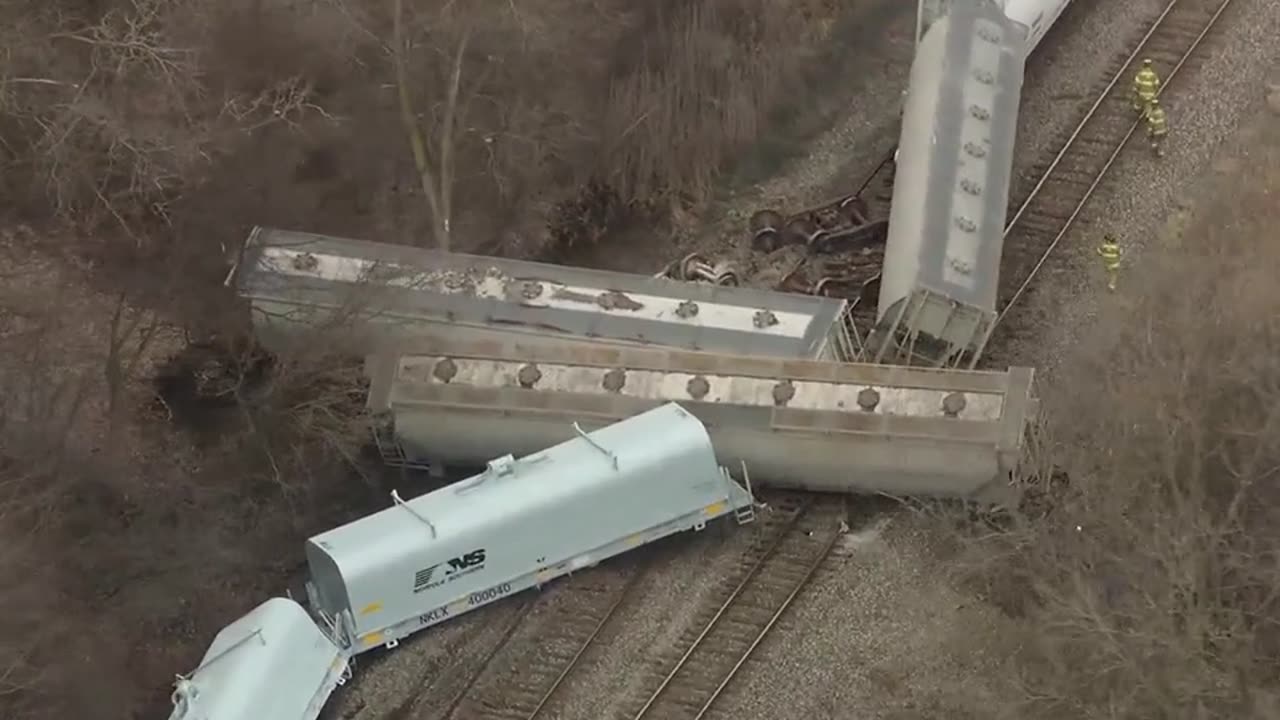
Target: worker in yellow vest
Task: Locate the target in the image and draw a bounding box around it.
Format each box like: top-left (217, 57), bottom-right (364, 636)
top-left (1132, 59), bottom-right (1161, 115)
top-left (1097, 235), bottom-right (1123, 291)
top-left (1146, 98), bottom-right (1169, 157)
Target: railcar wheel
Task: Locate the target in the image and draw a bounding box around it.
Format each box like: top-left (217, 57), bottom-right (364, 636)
top-left (749, 209), bottom-right (783, 232)
top-left (784, 217), bottom-right (821, 245)
top-left (678, 253), bottom-right (708, 281)
top-left (837, 196), bottom-right (870, 224)
top-left (749, 209), bottom-right (784, 252)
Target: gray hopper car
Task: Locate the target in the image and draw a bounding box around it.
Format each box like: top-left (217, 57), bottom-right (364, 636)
top-left (304, 402), bottom-right (755, 654)
top-left (367, 336), bottom-right (1040, 505)
top-left (226, 226), bottom-right (858, 361)
top-left (872, 0), bottom-right (1025, 368)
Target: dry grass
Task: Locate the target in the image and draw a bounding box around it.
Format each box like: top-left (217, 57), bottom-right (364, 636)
top-left (930, 129), bottom-right (1280, 718)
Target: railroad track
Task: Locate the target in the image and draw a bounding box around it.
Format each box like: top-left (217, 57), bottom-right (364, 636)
top-left (993, 0), bottom-right (1237, 327)
top-left (622, 494), bottom-right (846, 720)
top-left (444, 562), bottom-right (648, 720)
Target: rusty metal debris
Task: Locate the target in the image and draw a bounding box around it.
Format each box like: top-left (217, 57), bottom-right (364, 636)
top-left (749, 194), bottom-right (888, 255)
top-left (654, 253), bottom-right (740, 286)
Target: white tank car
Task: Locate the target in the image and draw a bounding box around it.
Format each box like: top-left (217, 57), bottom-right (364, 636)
top-left (999, 0), bottom-right (1076, 58)
top-left (304, 402), bottom-right (754, 655)
top-left (871, 0), bottom-right (1027, 368)
top-left (167, 597), bottom-right (350, 720)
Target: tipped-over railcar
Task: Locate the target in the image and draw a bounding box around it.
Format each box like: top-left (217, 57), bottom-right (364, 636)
top-left (367, 335), bottom-right (1039, 505)
top-left (225, 226), bottom-right (857, 361)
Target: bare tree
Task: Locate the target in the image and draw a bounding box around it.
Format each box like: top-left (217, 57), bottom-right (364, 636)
top-left (104, 292), bottom-right (160, 447)
top-left (390, 0), bottom-right (476, 251)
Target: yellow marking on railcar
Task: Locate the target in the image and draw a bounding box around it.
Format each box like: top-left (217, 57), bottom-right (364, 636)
top-left (358, 601), bottom-right (384, 616)
top-left (702, 501), bottom-right (727, 517)
top-left (361, 632), bottom-right (383, 647)
top-left (625, 533), bottom-right (644, 547)
top-left (449, 600), bottom-right (468, 615)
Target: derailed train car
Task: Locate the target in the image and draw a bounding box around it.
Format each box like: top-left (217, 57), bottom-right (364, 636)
top-left (871, 0), bottom-right (1027, 368)
top-left (367, 334), bottom-right (1039, 505)
top-left (303, 401), bottom-right (755, 654)
top-left (168, 598), bottom-right (350, 720)
top-left (225, 226), bottom-right (858, 361)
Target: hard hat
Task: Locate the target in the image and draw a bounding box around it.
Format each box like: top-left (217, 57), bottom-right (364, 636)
top-left (1150, 97), bottom-right (1160, 106)
top-left (1143, 58), bottom-right (1153, 66)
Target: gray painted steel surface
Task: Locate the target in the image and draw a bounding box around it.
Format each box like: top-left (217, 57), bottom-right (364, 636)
top-left (227, 226), bottom-right (852, 360)
top-left (368, 336), bottom-right (1039, 504)
top-left (305, 402), bottom-right (753, 654)
top-left (875, 0), bottom-right (1026, 366)
top-left (999, 0), bottom-right (1076, 57)
top-left (168, 597), bottom-right (349, 720)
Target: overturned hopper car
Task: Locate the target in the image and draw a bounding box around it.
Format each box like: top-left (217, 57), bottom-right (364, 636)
top-left (304, 402), bottom-right (755, 655)
top-left (367, 335), bottom-right (1040, 505)
top-left (225, 226), bottom-right (859, 361)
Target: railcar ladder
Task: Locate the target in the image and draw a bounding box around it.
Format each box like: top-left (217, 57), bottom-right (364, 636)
top-left (733, 462), bottom-right (757, 525)
top-left (371, 420), bottom-right (431, 471)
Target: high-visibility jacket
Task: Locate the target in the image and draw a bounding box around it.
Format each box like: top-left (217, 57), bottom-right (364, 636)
top-left (1135, 67), bottom-right (1161, 102)
top-left (1147, 105), bottom-right (1169, 136)
top-left (1098, 239), bottom-right (1123, 270)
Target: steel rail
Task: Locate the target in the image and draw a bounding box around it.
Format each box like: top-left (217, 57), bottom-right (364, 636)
top-left (994, 0), bottom-right (1235, 328)
top-left (631, 498), bottom-right (835, 720)
top-left (430, 600), bottom-right (538, 720)
top-left (525, 565), bottom-right (650, 719)
top-left (630, 499), bottom-right (812, 719)
top-left (689, 526), bottom-right (843, 720)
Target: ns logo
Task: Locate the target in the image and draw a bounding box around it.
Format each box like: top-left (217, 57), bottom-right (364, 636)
top-left (413, 548), bottom-right (487, 593)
